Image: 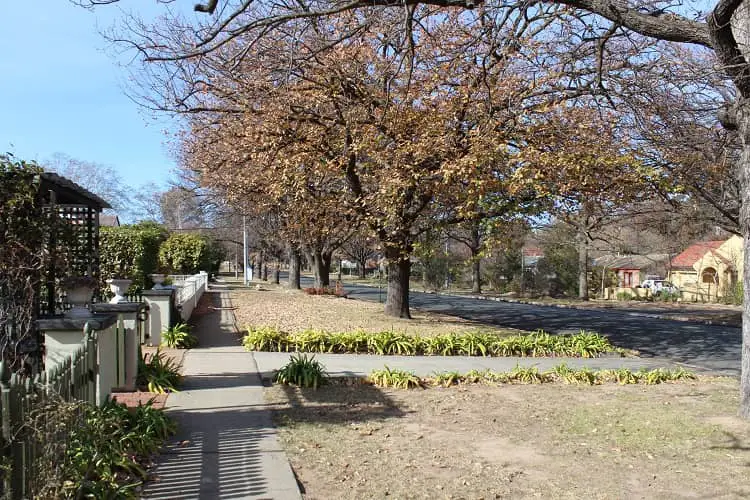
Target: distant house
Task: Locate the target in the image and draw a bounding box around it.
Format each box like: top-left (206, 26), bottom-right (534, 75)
top-left (592, 253), bottom-right (671, 288)
top-left (522, 246), bottom-right (544, 271)
top-left (669, 235), bottom-right (743, 301)
top-left (99, 214), bottom-right (120, 227)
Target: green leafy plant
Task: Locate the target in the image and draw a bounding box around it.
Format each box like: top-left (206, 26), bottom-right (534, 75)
top-left (161, 322), bottom-right (198, 349)
top-left (368, 366), bottom-right (424, 389)
top-left (509, 365), bottom-right (548, 383)
top-left (274, 354), bottom-right (328, 388)
top-left (242, 326), bottom-right (621, 358)
top-left (64, 399), bottom-right (175, 498)
top-left (367, 366), bottom-right (696, 389)
top-left (431, 371), bottom-right (464, 387)
top-left (137, 348), bottom-right (182, 393)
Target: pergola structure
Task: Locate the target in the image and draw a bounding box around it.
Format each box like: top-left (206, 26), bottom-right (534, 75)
top-left (37, 172), bottom-right (111, 317)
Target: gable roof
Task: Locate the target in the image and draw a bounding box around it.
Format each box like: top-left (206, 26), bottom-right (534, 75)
top-left (99, 214), bottom-right (120, 227)
top-left (593, 253), bottom-right (670, 270)
top-left (671, 240), bottom-right (725, 269)
top-left (39, 172), bottom-right (111, 209)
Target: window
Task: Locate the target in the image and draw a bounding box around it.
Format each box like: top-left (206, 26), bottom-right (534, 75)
top-left (702, 267), bottom-right (717, 284)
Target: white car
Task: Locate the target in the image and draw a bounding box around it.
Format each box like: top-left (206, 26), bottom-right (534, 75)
top-left (640, 279), bottom-right (679, 294)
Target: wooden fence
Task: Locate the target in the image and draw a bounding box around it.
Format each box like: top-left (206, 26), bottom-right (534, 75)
top-left (0, 327), bottom-right (97, 499)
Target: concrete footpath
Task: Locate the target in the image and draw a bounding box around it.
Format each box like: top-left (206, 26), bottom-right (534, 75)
top-left (252, 351), bottom-right (676, 379)
top-left (142, 286), bottom-right (301, 500)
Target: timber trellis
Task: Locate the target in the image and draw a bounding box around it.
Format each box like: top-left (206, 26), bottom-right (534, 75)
top-left (0, 327), bottom-right (97, 499)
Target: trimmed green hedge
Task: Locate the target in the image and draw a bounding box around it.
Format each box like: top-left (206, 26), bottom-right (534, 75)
top-left (99, 222), bottom-right (168, 294)
top-left (158, 232), bottom-right (224, 275)
top-left (242, 327), bottom-right (623, 358)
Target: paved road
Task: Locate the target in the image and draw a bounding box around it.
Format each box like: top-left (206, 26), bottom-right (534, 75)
top-left (322, 279), bottom-right (742, 376)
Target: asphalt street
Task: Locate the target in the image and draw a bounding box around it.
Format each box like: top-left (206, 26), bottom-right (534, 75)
top-left (324, 279), bottom-right (742, 376)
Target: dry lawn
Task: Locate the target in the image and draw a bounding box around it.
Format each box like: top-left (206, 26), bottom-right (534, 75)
top-left (230, 282), bottom-right (519, 336)
top-left (267, 378), bottom-right (750, 499)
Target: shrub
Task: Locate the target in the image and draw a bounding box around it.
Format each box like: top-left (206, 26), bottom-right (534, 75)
top-left (274, 354), bottom-right (328, 388)
top-left (366, 365), bottom-right (695, 389)
top-left (64, 399), bottom-right (175, 498)
top-left (368, 366), bottom-right (424, 389)
top-left (137, 348), bottom-right (182, 393)
top-left (242, 327), bottom-right (621, 358)
top-left (615, 291), bottom-right (632, 301)
top-left (99, 222), bottom-right (168, 296)
top-left (158, 232), bottom-right (224, 275)
top-left (161, 322), bottom-right (198, 349)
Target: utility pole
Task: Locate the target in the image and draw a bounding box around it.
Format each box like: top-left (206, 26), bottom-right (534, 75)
top-left (243, 215), bottom-right (248, 286)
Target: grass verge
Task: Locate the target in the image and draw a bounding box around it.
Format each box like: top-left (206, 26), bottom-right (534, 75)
top-left (267, 377), bottom-right (749, 499)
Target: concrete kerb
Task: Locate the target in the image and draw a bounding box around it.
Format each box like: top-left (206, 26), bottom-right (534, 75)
top-left (251, 351), bottom-right (692, 380)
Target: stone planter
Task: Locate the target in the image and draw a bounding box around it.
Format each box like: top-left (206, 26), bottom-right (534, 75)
top-left (150, 274), bottom-right (166, 289)
top-left (63, 282), bottom-right (96, 318)
top-left (106, 278), bottom-right (133, 304)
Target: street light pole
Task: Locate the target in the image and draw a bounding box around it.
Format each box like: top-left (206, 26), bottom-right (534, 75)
top-left (243, 215), bottom-right (248, 286)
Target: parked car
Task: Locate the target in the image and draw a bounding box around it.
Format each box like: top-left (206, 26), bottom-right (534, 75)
top-left (640, 279), bottom-right (679, 294)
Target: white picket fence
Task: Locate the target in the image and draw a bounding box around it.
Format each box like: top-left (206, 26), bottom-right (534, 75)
top-left (171, 272), bottom-right (208, 322)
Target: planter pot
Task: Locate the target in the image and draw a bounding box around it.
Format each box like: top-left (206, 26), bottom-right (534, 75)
top-left (107, 278), bottom-right (133, 304)
top-left (150, 274), bottom-right (166, 289)
top-left (64, 283), bottom-right (96, 318)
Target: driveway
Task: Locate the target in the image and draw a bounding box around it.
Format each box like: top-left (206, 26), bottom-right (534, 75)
top-left (334, 280), bottom-right (742, 376)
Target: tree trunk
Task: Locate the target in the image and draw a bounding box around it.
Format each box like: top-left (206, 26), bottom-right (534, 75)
top-left (357, 259), bottom-right (366, 279)
top-left (322, 251), bottom-right (333, 287)
top-left (471, 255), bottom-right (481, 294)
top-left (310, 249), bottom-right (330, 288)
top-left (384, 249), bottom-right (411, 318)
top-left (288, 247), bottom-right (301, 290)
top-left (738, 100), bottom-right (750, 418)
top-left (274, 259), bottom-right (281, 285)
top-left (470, 222), bottom-right (482, 294)
top-left (262, 259), bottom-right (269, 281)
top-left (577, 228), bottom-right (589, 301)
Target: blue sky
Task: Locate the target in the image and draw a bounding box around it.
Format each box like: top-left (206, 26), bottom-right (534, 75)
top-left (0, 2), bottom-right (185, 190)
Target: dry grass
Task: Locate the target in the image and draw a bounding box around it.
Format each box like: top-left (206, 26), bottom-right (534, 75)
top-left (230, 281), bottom-right (519, 336)
top-left (267, 377), bottom-right (750, 499)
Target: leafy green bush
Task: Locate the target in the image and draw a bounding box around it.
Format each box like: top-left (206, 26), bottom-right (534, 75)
top-left (655, 290), bottom-right (681, 302)
top-left (243, 327), bottom-right (622, 358)
top-left (615, 291), bottom-right (632, 301)
top-left (64, 399), bottom-right (175, 498)
top-left (137, 348), bottom-right (182, 393)
top-left (158, 232), bottom-right (224, 275)
top-left (368, 364), bottom-right (695, 389)
top-left (161, 322), bottom-right (198, 349)
top-left (99, 222), bottom-right (168, 296)
top-left (274, 354), bottom-right (328, 388)
top-left (368, 366), bottom-right (424, 388)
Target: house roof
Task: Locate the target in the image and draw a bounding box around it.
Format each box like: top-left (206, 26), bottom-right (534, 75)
top-left (39, 172), bottom-right (111, 210)
top-left (670, 240), bottom-right (726, 269)
top-left (592, 253), bottom-right (670, 270)
top-left (523, 246), bottom-right (544, 257)
top-left (99, 214), bottom-right (120, 227)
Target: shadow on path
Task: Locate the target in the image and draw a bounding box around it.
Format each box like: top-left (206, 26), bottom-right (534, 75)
top-left (142, 287), bottom-right (301, 499)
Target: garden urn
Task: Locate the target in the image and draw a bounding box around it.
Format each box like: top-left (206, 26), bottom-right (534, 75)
top-left (107, 278), bottom-right (133, 304)
top-left (63, 278), bottom-right (97, 318)
top-left (150, 273), bottom-right (166, 289)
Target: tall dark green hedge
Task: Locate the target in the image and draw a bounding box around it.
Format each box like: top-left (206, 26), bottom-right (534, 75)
top-left (99, 222), bottom-right (169, 294)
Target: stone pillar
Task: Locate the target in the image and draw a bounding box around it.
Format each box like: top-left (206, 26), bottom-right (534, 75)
top-left (142, 289), bottom-right (175, 346)
top-left (38, 314), bottom-right (118, 406)
top-left (92, 303), bottom-right (146, 392)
